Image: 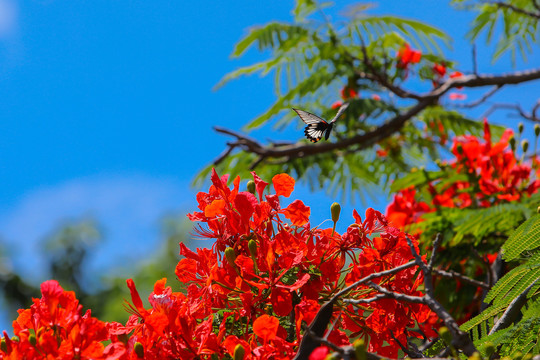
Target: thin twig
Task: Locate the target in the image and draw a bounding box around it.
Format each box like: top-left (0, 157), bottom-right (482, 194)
top-left (433, 268), bottom-right (490, 290)
top-left (453, 85), bottom-right (502, 109)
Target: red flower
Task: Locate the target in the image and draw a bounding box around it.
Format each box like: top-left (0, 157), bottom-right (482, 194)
top-left (281, 199), bottom-right (311, 226)
top-left (272, 173), bottom-right (295, 197)
top-left (376, 149), bottom-right (388, 157)
top-left (340, 86), bottom-right (358, 100)
top-left (331, 100), bottom-right (343, 109)
top-left (4, 280), bottom-right (125, 360)
top-left (253, 315), bottom-right (280, 344)
top-left (449, 92), bottom-right (467, 100)
top-left (396, 43), bottom-right (422, 69)
top-left (450, 71), bottom-right (464, 89)
top-left (433, 63), bottom-right (446, 77)
top-left (309, 346), bottom-right (330, 360)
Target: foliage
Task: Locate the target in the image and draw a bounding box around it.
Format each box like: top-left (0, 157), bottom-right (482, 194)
top-left (462, 214), bottom-right (540, 357)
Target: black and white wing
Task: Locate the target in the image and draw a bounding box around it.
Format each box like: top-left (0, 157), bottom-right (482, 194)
top-left (293, 108), bottom-right (329, 143)
top-left (329, 102), bottom-right (349, 123)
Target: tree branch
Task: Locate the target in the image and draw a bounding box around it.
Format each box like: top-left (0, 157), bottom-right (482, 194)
top-left (486, 0), bottom-right (540, 19)
top-left (214, 68), bottom-right (540, 167)
top-left (452, 85), bottom-right (502, 109)
top-left (405, 236), bottom-right (479, 357)
top-left (432, 268), bottom-right (490, 290)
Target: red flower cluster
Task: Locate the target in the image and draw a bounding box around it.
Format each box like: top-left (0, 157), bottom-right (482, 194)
top-left (1, 281), bottom-right (125, 359)
top-left (2, 171), bottom-right (437, 359)
top-left (178, 170), bottom-right (434, 358)
top-left (396, 43), bottom-right (421, 69)
top-left (387, 119), bottom-right (540, 226)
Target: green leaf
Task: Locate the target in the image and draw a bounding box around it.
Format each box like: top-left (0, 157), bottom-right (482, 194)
top-left (503, 214), bottom-right (540, 261)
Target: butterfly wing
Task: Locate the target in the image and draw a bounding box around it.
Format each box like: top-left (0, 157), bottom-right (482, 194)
top-left (304, 122), bottom-right (330, 143)
top-left (293, 109), bottom-right (325, 125)
top-left (329, 102), bottom-right (349, 123)
top-left (293, 108), bottom-right (329, 143)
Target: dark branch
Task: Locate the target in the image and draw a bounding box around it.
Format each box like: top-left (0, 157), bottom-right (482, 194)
top-left (214, 68), bottom-right (540, 167)
top-left (486, 0), bottom-right (540, 19)
top-left (405, 237), bottom-right (479, 357)
top-left (433, 268), bottom-right (490, 290)
top-left (481, 102), bottom-right (540, 122)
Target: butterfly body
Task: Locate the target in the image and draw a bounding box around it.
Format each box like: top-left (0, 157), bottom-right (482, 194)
top-left (293, 103), bottom-right (349, 143)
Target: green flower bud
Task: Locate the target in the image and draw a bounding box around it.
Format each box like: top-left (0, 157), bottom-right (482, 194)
top-left (225, 247), bottom-right (236, 267)
top-left (29, 334), bottom-right (36, 347)
top-left (234, 344), bottom-right (245, 360)
top-left (248, 239), bottom-right (257, 258)
top-left (509, 136), bottom-right (516, 151)
top-left (134, 342), bottom-right (144, 358)
top-left (331, 202), bottom-right (341, 223)
top-left (247, 180), bottom-right (256, 195)
top-left (522, 139), bottom-right (529, 153)
top-left (439, 326), bottom-right (452, 345)
top-left (1, 339), bottom-right (7, 353)
top-left (518, 122), bottom-right (524, 134)
top-left (535, 124), bottom-right (540, 137)
top-left (353, 339), bottom-right (366, 360)
top-left (484, 341), bottom-right (495, 357)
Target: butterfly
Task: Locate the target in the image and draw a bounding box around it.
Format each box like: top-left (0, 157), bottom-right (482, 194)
top-left (293, 103), bottom-right (349, 143)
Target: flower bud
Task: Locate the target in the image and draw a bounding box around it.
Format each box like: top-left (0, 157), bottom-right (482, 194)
top-left (439, 326), bottom-right (452, 345)
top-left (535, 124), bottom-right (540, 137)
top-left (29, 334), bottom-right (36, 347)
top-left (247, 180), bottom-right (256, 195)
top-left (522, 139), bottom-right (529, 153)
top-left (518, 122), bottom-right (524, 134)
top-left (509, 136), bottom-right (516, 151)
top-left (234, 344), bottom-right (245, 360)
top-left (331, 202), bottom-right (341, 223)
top-left (248, 239), bottom-right (257, 258)
top-left (353, 339), bottom-right (366, 360)
top-left (484, 341), bottom-right (495, 357)
top-left (225, 247), bottom-right (236, 267)
top-left (134, 342), bottom-right (144, 358)
top-left (1, 339), bottom-right (6, 353)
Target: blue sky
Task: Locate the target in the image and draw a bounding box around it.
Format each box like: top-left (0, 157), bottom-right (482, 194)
top-left (0, 0), bottom-right (539, 329)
